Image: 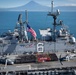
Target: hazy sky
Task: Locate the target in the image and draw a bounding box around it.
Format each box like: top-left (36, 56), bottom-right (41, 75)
top-left (0, 0), bottom-right (76, 8)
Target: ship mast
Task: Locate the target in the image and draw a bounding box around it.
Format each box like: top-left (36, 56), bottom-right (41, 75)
top-left (18, 14), bottom-right (25, 42)
top-left (48, 0), bottom-right (60, 41)
top-left (17, 11), bottom-right (29, 42)
top-left (48, 0), bottom-right (60, 52)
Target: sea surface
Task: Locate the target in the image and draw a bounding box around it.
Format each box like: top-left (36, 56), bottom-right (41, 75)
top-left (0, 11), bottom-right (76, 39)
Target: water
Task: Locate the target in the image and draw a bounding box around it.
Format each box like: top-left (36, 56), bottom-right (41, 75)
top-left (0, 11), bottom-right (76, 38)
top-left (0, 11), bottom-right (76, 75)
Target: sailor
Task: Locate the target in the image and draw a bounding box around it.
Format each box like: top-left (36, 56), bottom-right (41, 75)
top-left (59, 54), bottom-right (63, 65)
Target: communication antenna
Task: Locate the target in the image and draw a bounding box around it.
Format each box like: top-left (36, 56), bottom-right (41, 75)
top-left (51, 0), bottom-right (54, 13)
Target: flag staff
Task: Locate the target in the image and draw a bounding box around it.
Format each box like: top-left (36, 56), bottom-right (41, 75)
top-left (25, 10), bottom-right (28, 41)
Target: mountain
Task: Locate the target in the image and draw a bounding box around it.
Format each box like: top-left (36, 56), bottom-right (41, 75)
top-left (0, 1), bottom-right (50, 11)
top-left (55, 6), bottom-right (76, 11)
top-left (0, 1), bottom-right (76, 11)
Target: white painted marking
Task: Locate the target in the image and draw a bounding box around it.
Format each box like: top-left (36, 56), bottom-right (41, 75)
top-left (16, 65), bottom-right (31, 69)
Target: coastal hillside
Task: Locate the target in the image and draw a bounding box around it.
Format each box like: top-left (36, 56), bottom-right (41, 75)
top-left (55, 6), bottom-right (76, 12)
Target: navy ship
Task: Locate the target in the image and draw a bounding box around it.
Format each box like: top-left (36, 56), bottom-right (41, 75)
top-left (0, 1), bottom-right (76, 75)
